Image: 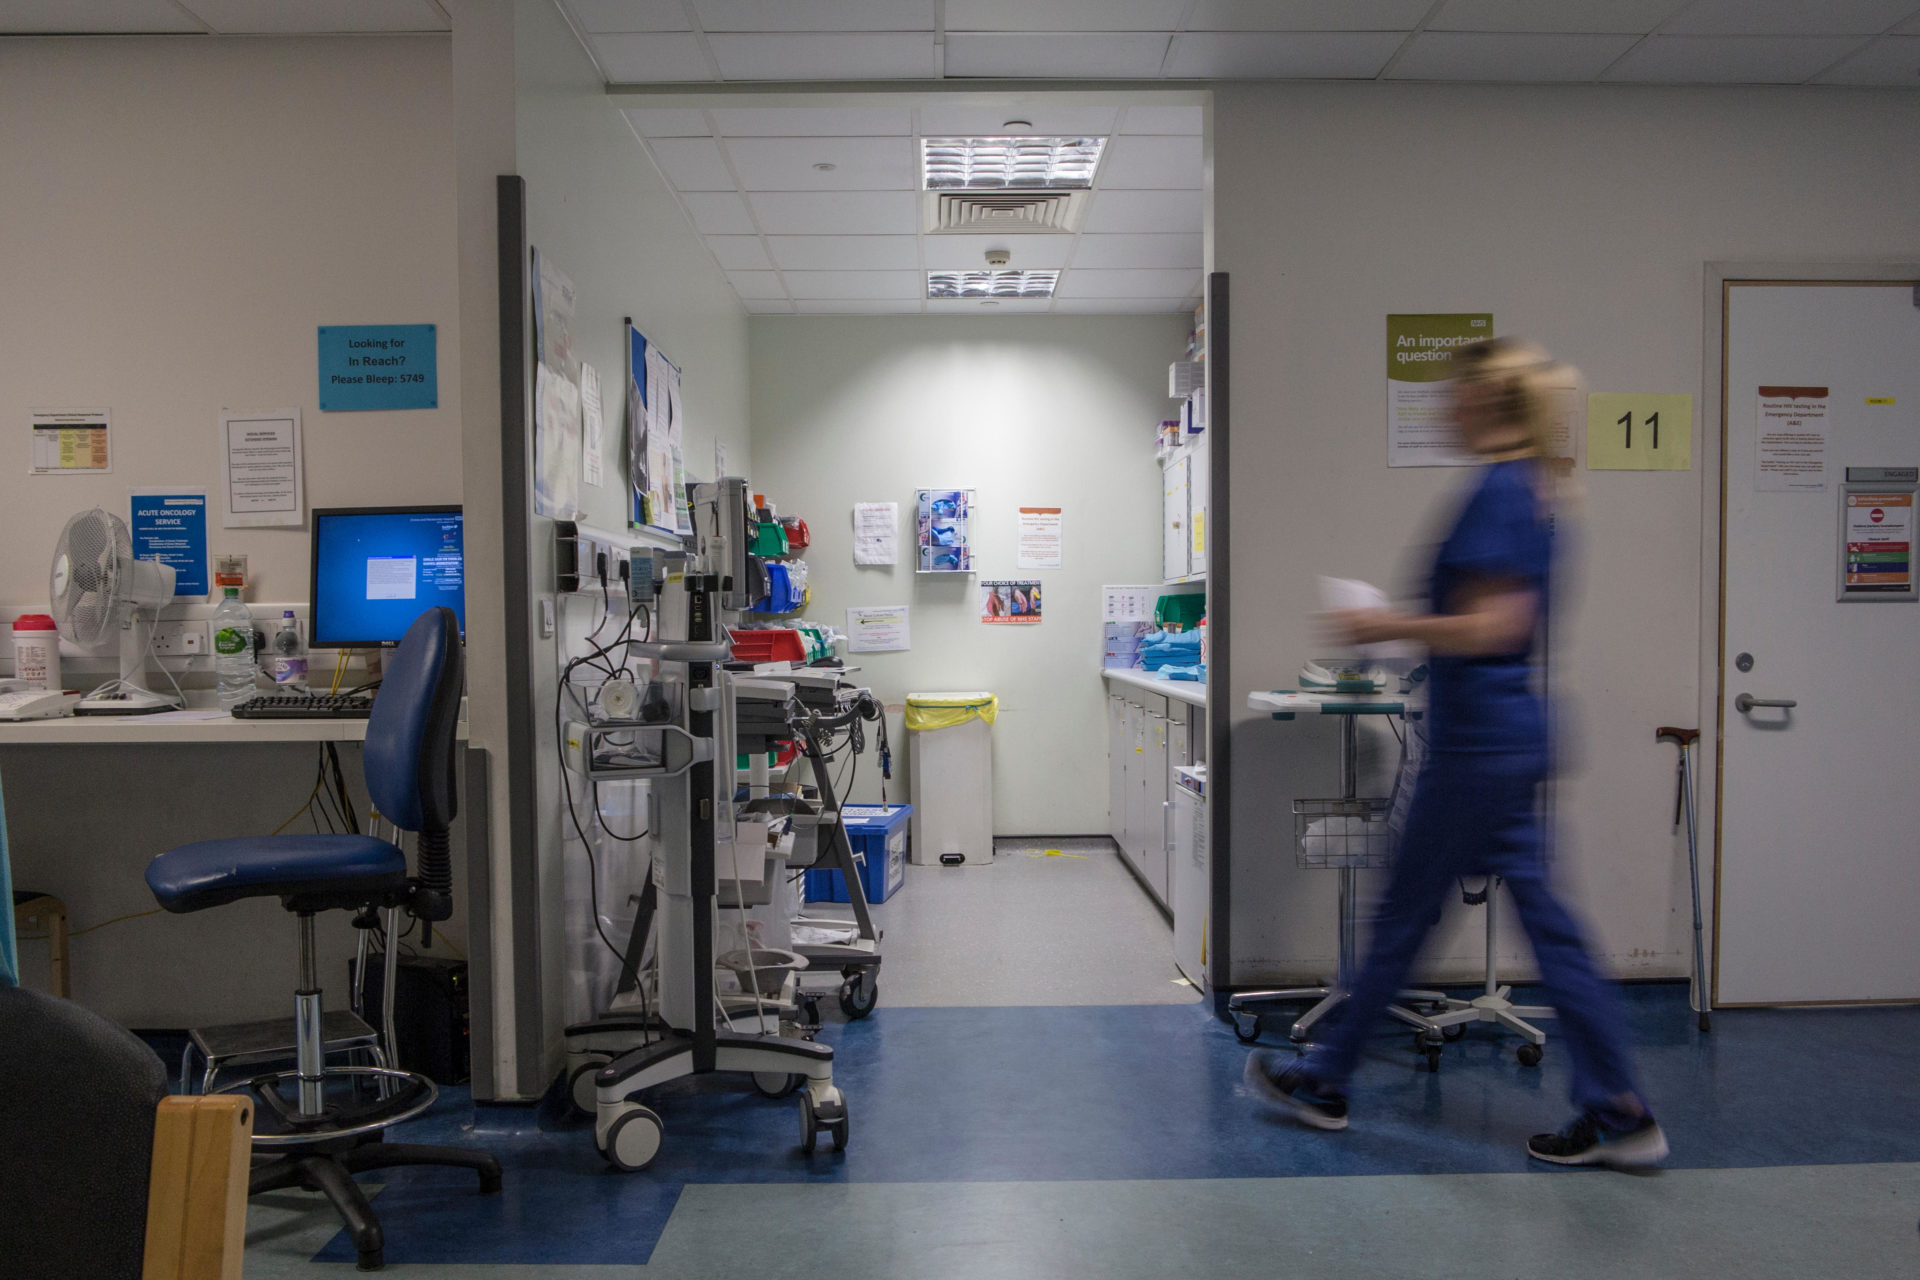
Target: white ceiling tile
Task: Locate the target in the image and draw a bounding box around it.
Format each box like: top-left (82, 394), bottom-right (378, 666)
top-left (749, 190), bottom-right (920, 235)
top-left (648, 137), bottom-right (736, 190)
top-left (1051, 297), bottom-right (1195, 313)
top-left (943, 32), bottom-right (1172, 78)
top-left (0, 0), bottom-right (201, 32)
top-left (1389, 31), bottom-right (1642, 80)
top-left (1081, 189), bottom-right (1205, 233)
top-left (1603, 35), bottom-right (1866, 81)
top-left (724, 137), bottom-right (915, 192)
top-left (923, 234), bottom-right (1075, 269)
top-left (1185, 0), bottom-right (1433, 31)
top-left (627, 108), bottom-right (711, 138)
top-left (692, 0), bottom-right (934, 31)
top-left (1097, 134), bottom-right (1204, 189)
top-left (1163, 30), bottom-right (1406, 78)
top-left (916, 104), bottom-right (1120, 135)
top-left (768, 236), bottom-right (921, 270)
top-left (1069, 233), bottom-right (1203, 269)
top-left (176, 0), bottom-right (446, 32)
top-left (794, 300), bottom-right (925, 313)
top-left (681, 191), bottom-right (758, 234)
top-left (784, 270), bottom-right (923, 299)
top-left (713, 106), bottom-right (913, 137)
top-left (706, 236), bottom-right (773, 270)
top-left (926, 298), bottom-right (1056, 313)
top-left (594, 33), bottom-right (716, 81)
top-left (1118, 104), bottom-right (1204, 135)
top-left (1057, 268), bottom-right (1202, 298)
top-left (726, 270), bottom-right (788, 300)
top-left (1428, 0), bottom-right (1688, 34)
top-left (743, 298), bottom-right (796, 314)
top-left (708, 32), bottom-right (937, 79)
top-left (1814, 34), bottom-right (1920, 82)
top-left (566, 0), bottom-right (690, 33)
top-left (1663, 0), bottom-right (1918, 37)
top-left (946, 0), bottom-right (1190, 30)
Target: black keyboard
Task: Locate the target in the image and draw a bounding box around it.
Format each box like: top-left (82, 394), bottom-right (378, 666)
top-left (231, 693), bottom-right (376, 720)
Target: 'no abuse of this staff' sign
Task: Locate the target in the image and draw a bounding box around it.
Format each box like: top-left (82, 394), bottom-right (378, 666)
top-left (1840, 489), bottom-right (1915, 601)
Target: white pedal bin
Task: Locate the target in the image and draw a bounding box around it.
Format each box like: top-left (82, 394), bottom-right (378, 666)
top-left (904, 692), bottom-right (996, 866)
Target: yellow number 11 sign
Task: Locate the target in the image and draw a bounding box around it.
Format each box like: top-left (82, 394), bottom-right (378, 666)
top-left (1586, 393), bottom-right (1693, 471)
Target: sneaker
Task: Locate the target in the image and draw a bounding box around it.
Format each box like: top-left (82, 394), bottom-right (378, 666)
top-left (1527, 1110), bottom-right (1669, 1169)
top-left (1242, 1050), bottom-right (1349, 1131)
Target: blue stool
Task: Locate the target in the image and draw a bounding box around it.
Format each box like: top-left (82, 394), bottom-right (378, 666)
top-left (144, 606), bottom-right (499, 1271)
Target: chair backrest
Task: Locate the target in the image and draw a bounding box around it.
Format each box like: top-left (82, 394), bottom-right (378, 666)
top-left (364, 606), bottom-right (464, 834)
top-left (0, 986), bottom-right (168, 1279)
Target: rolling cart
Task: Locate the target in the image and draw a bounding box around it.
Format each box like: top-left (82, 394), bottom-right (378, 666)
top-left (1231, 688), bottom-right (1451, 1071)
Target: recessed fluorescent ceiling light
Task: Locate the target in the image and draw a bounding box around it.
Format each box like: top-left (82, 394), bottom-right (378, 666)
top-left (922, 137), bottom-right (1105, 190)
top-left (927, 270), bottom-right (1059, 299)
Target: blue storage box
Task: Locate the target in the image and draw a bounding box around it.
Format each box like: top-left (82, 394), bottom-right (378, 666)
top-left (804, 803), bottom-right (911, 904)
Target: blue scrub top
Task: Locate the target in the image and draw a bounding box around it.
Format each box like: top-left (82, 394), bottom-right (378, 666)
top-left (1425, 458), bottom-right (1551, 756)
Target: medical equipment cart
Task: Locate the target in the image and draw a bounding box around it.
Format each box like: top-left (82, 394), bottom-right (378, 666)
top-left (1231, 689), bottom-right (1451, 1070)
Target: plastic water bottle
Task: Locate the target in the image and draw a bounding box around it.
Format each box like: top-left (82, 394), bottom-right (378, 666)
top-left (212, 588), bottom-right (256, 709)
top-left (270, 610), bottom-right (308, 693)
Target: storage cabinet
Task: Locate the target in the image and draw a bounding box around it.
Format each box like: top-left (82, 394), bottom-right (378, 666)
top-left (1104, 677), bottom-right (1201, 914)
top-left (1162, 454), bottom-right (1190, 582)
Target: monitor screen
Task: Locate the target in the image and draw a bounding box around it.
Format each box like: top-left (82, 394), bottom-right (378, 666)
top-left (310, 506), bottom-right (465, 648)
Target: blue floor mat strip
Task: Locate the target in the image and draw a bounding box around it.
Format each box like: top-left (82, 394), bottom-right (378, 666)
top-left (314, 985), bottom-right (1920, 1265)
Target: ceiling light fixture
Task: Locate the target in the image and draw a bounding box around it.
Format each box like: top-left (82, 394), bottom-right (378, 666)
top-left (812, 162), bottom-right (837, 171)
top-left (927, 270), bottom-right (1058, 300)
top-left (921, 137), bottom-right (1105, 191)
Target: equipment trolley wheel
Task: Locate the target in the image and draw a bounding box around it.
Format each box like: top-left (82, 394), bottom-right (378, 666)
top-left (1517, 1043), bottom-right (1544, 1068)
top-left (754, 1072), bottom-right (803, 1099)
top-left (600, 1103), bottom-right (664, 1172)
top-left (568, 1053), bottom-right (613, 1117)
top-left (1232, 1012), bottom-right (1262, 1043)
top-left (838, 971), bottom-right (878, 1019)
top-left (799, 1091), bottom-right (818, 1154)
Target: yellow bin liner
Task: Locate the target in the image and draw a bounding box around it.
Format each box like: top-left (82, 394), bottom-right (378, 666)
top-left (904, 692), bottom-right (998, 731)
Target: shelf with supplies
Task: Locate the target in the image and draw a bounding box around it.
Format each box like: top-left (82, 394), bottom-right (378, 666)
top-left (1159, 300), bottom-right (1209, 586)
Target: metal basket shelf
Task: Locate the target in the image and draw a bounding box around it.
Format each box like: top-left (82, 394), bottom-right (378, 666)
top-left (1294, 797), bottom-right (1395, 870)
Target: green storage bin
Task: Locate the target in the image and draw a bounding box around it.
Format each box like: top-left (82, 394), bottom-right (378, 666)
top-left (1156, 592), bottom-right (1206, 632)
top-left (751, 522), bottom-right (789, 557)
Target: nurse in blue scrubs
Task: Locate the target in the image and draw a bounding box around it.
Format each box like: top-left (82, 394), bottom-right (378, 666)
top-left (1245, 338), bottom-right (1667, 1170)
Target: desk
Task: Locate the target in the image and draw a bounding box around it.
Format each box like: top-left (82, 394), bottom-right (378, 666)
top-left (0, 703), bottom-right (487, 1076)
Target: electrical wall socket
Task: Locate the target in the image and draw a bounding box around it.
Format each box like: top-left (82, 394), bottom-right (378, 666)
top-left (150, 621), bottom-right (209, 657)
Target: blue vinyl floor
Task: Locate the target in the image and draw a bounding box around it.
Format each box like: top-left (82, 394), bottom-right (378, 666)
top-left (262, 985), bottom-right (1920, 1270)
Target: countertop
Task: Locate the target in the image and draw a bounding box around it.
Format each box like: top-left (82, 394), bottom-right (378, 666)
top-left (1102, 667), bottom-right (1206, 708)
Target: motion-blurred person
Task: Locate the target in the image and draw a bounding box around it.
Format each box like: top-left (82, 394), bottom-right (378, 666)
top-left (1244, 337), bottom-right (1666, 1169)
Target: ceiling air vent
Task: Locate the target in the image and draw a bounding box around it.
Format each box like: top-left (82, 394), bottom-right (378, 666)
top-left (925, 189), bottom-right (1088, 235)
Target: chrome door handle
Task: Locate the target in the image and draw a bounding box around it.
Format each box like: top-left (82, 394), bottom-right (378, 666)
top-left (1734, 693), bottom-right (1797, 713)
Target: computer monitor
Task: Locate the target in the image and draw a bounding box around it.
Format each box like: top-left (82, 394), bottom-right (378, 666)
top-left (310, 506), bottom-right (465, 648)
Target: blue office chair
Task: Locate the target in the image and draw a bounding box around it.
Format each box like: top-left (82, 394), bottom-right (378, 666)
top-left (144, 606), bottom-right (499, 1271)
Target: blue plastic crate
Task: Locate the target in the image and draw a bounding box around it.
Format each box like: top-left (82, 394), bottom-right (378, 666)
top-left (804, 803), bottom-right (911, 904)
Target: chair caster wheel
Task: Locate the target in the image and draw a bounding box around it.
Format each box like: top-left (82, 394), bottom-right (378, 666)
top-left (1517, 1043), bottom-right (1544, 1067)
top-left (1232, 1012), bottom-right (1261, 1043)
top-left (567, 1053), bottom-right (612, 1117)
top-left (754, 1072), bottom-right (802, 1099)
top-left (1416, 1033), bottom-right (1442, 1072)
top-left (1442, 1023), bottom-right (1466, 1041)
top-left (599, 1103), bottom-right (664, 1172)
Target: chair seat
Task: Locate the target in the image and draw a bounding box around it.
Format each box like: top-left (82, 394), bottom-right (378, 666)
top-left (146, 835), bottom-right (407, 914)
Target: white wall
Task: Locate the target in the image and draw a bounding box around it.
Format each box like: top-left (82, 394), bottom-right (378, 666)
top-left (513, 0), bottom-right (751, 1067)
top-left (749, 314), bottom-right (1186, 835)
top-left (0, 34), bottom-right (465, 1022)
top-left (0, 36), bottom-right (462, 605)
top-left (1214, 83), bottom-right (1920, 985)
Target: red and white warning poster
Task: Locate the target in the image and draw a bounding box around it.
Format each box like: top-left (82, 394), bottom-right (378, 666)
top-left (1841, 491), bottom-right (1913, 598)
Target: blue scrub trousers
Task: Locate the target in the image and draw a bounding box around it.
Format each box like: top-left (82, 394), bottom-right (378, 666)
top-left (1303, 751), bottom-right (1645, 1118)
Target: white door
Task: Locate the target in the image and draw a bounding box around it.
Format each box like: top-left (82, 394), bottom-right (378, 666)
top-left (1163, 454), bottom-right (1190, 582)
top-left (1145, 712), bottom-right (1171, 904)
top-left (1718, 280), bottom-right (1920, 1005)
top-left (1107, 695), bottom-right (1127, 843)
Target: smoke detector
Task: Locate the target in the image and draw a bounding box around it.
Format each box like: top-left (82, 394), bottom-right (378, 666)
top-left (985, 247), bottom-right (1011, 267)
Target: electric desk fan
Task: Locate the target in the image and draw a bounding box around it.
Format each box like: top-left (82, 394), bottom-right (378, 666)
top-left (49, 508), bottom-right (181, 714)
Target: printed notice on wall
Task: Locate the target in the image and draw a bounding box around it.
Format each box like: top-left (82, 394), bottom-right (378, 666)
top-left (853, 502), bottom-right (898, 565)
top-left (130, 488), bottom-right (208, 597)
top-left (1841, 491), bottom-right (1914, 599)
top-left (30, 408), bottom-right (112, 475)
top-left (1755, 387), bottom-right (1829, 492)
top-left (981, 580), bottom-right (1042, 624)
top-left (316, 325), bottom-right (438, 412)
top-left (1017, 507), bottom-right (1063, 570)
top-left (1387, 313), bottom-right (1492, 467)
top-left (220, 409), bottom-right (303, 528)
top-left (847, 605), bottom-right (910, 652)
top-left (580, 361), bottom-right (604, 488)
top-left (1102, 584), bottom-right (1157, 623)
